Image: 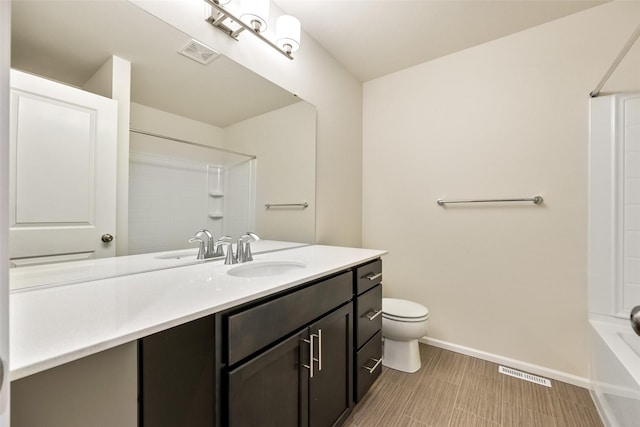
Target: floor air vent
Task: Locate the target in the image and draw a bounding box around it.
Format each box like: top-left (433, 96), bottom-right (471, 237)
top-left (498, 366), bottom-right (552, 387)
top-left (178, 39), bottom-right (220, 65)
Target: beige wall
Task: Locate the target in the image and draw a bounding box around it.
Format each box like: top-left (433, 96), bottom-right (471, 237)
top-left (132, 0), bottom-right (363, 248)
top-left (130, 102), bottom-right (225, 149)
top-left (225, 102), bottom-right (317, 243)
top-left (362, 1), bottom-right (640, 378)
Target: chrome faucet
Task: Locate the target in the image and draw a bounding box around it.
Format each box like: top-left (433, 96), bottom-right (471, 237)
top-left (236, 232), bottom-right (260, 263)
top-left (188, 229), bottom-right (216, 259)
top-left (214, 239), bottom-right (237, 265)
top-left (190, 231), bottom-right (259, 264)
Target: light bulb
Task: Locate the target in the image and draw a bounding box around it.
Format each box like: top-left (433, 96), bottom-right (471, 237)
top-left (240, 0), bottom-right (270, 32)
top-left (276, 15), bottom-right (300, 54)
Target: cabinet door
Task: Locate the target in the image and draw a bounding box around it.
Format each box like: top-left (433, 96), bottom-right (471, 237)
top-left (228, 330), bottom-right (309, 427)
top-left (309, 304), bottom-right (353, 427)
top-left (139, 316), bottom-right (215, 427)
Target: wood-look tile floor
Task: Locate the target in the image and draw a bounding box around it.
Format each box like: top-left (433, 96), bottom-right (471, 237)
top-left (345, 344), bottom-right (603, 427)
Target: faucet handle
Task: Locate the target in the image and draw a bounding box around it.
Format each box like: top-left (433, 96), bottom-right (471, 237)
top-left (188, 236), bottom-right (206, 260)
top-left (239, 232), bottom-right (260, 262)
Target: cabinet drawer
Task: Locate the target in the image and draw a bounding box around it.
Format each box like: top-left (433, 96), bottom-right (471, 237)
top-left (356, 284), bottom-right (382, 349)
top-left (227, 271), bottom-right (353, 365)
top-left (355, 331), bottom-right (382, 403)
top-left (356, 259), bottom-right (382, 295)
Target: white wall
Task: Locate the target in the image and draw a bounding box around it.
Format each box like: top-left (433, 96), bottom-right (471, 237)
top-left (363, 1), bottom-right (640, 378)
top-left (131, 0), bottom-right (363, 247)
top-left (225, 102), bottom-right (316, 243)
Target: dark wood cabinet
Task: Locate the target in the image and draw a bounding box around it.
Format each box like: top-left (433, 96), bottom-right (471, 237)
top-left (138, 258), bottom-right (383, 427)
top-left (220, 272), bottom-right (355, 427)
top-left (309, 304), bottom-right (353, 427)
top-left (355, 330), bottom-right (382, 402)
top-left (226, 304), bottom-right (353, 427)
top-left (138, 315), bottom-right (215, 427)
top-left (354, 260), bottom-right (383, 403)
top-left (228, 330), bottom-right (309, 426)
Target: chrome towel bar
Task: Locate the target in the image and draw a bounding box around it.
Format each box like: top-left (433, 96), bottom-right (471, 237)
top-left (265, 202), bottom-right (309, 209)
top-left (437, 196), bottom-right (543, 206)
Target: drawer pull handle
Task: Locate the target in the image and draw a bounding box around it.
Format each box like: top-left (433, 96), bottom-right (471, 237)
top-left (363, 357), bottom-right (383, 374)
top-left (363, 272), bottom-right (382, 281)
top-left (363, 309), bottom-right (383, 321)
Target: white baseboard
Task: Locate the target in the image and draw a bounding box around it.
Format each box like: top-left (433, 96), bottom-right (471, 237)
top-left (419, 337), bottom-right (591, 389)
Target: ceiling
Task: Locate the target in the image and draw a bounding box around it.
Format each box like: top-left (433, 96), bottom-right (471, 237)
top-left (10, 0), bottom-right (609, 125)
top-left (274, 0), bottom-right (607, 81)
top-left (11, 0), bottom-right (299, 128)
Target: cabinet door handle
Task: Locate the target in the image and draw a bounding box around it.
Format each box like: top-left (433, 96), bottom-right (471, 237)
top-left (362, 357), bottom-right (383, 374)
top-left (316, 329), bottom-right (322, 372)
top-left (363, 272), bottom-right (382, 281)
top-left (363, 309), bottom-right (383, 321)
top-left (302, 334), bottom-right (316, 378)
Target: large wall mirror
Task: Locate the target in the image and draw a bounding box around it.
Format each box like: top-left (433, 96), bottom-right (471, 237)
top-left (9, 0), bottom-right (316, 287)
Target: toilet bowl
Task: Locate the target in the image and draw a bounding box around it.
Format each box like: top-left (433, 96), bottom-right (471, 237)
top-left (381, 298), bottom-right (429, 373)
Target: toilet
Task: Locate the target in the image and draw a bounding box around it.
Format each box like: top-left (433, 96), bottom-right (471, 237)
top-left (381, 298), bottom-right (429, 373)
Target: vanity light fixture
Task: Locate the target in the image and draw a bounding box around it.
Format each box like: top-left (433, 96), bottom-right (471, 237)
top-left (204, 0), bottom-right (301, 60)
top-left (275, 14), bottom-right (301, 54)
top-left (240, 0), bottom-right (270, 32)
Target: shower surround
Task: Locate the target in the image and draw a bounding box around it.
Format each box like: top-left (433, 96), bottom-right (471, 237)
top-left (589, 93), bottom-right (640, 426)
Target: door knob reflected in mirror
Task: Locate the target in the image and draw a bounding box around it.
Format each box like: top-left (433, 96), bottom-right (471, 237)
top-left (631, 306), bottom-right (640, 337)
top-left (101, 234), bottom-right (114, 243)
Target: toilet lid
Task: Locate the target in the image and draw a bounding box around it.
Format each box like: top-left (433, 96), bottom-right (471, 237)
top-left (382, 298), bottom-right (429, 320)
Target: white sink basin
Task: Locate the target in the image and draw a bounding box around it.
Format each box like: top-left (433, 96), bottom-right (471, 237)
top-left (227, 260), bottom-right (306, 277)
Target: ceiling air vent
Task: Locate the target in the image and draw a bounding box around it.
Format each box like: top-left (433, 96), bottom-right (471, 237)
top-left (178, 39), bottom-right (220, 65)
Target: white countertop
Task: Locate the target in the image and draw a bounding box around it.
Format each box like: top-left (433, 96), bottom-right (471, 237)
top-left (10, 240), bottom-right (308, 291)
top-left (10, 244), bottom-right (387, 380)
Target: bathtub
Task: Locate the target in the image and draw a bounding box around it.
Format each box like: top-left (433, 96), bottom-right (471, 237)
top-left (590, 316), bottom-right (640, 427)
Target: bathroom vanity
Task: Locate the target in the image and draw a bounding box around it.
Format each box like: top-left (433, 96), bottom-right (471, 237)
top-left (10, 244), bottom-right (386, 427)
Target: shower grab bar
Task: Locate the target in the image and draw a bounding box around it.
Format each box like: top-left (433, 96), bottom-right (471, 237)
top-left (437, 196), bottom-right (543, 206)
top-left (265, 202), bottom-right (309, 209)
